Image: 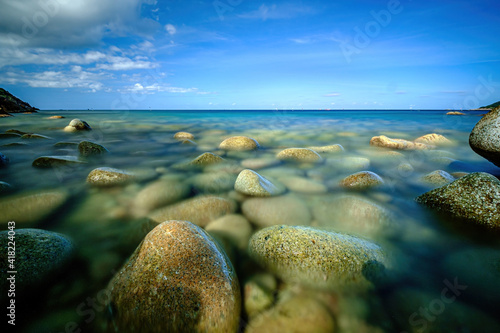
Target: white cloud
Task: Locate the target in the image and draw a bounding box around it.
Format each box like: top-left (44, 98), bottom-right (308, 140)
top-left (127, 83), bottom-right (204, 94)
top-left (239, 4), bottom-right (315, 21)
top-left (96, 56), bottom-right (157, 70)
top-left (165, 24), bottom-right (176, 35)
top-left (324, 93), bottom-right (341, 97)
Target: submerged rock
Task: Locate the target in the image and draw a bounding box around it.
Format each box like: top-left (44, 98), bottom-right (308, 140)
top-left (105, 220), bottom-right (241, 333)
top-left (78, 141), bottom-right (109, 156)
top-left (133, 178), bottom-right (190, 215)
top-left (0, 229), bottom-right (74, 290)
top-left (219, 136), bottom-right (260, 151)
top-left (447, 111), bottom-right (466, 115)
top-left (248, 225), bottom-right (391, 290)
top-left (0, 133), bottom-right (21, 139)
top-left (205, 214), bottom-right (253, 251)
top-left (173, 131), bottom-right (194, 140)
top-left (148, 195), bottom-right (236, 227)
top-left (63, 118), bottom-right (92, 132)
top-left (469, 106), bottom-right (500, 167)
top-left (0, 152), bottom-right (9, 167)
top-left (277, 176), bottom-right (327, 194)
top-left (307, 144), bottom-right (344, 153)
top-left (32, 155), bottom-right (85, 168)
top-left (419, 170), bottom-right (455, 186)
top-left (20, 133), bottom-right (52, 140)
top-left (243, 274), bottom-right (276, 318)
top-left (234, 169), bottom-right (285, 197)
top-left (86, 167), bottom-right (133, 187)
top-left (0, 190), bottom-right (68, 227)
top-left (276, 148), bottom-right (323, 163)
top-left (415, 172), bottom-right (500, 229)
top-left (188, 172), bottom-right (236, 193)
top-left (0, 181), bottom-right (13, 193)
top-left (47, 115), bottom-right (65, 119)
top-left (414, 133), bottom-right (452, 146)
top-left (189, 152), bottom-right (225, 167)
top-left (370, 135), bottom-right (430, 150)
top-left (339, 171), bottom-right (384, 190)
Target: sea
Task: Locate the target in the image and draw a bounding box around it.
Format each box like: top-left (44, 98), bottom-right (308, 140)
top-left (1, 109), bottom-right (499, 332)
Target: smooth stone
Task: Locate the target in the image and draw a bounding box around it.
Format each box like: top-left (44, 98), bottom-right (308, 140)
top-left (219, 136), bottom-right (259, 151)
top-left (0, 181), bottom-right (13, 193)
top-left (188, 172), bottom-right (237, 193)
top-left (32, 155), bottom-right (85, 168)
top-left (307, 144), bottom-right (344, 153)
top-left (47, 115), bottom-right (65, 119)
top-left (54, 142), bottom-right (79, 148)
top-left (277, 176), bottom-right (327, 194)
top-left (20, 133), bottom-right (53, 140)
top-left (326, 156), bottom-right (371, 170)
top-left (0, 133), bottom-right (21, 139)
top-left (0, 152), bottom-right (9, 167)
top-left (245, 296), bottom-right (335, 333)
top-left (64, 118), bottom-right (92, 132)
top-left (105, 220), bottom-right (241, 333)
top-left (469, 106), bottom-right (500, 167)
top-left (339, 171), bottom-right (384, 190)
top-left (86, 167), bottom-right (133, 187)
top-left (180, 139), bottom-right (196, 146)
top-left (414, 133), bottom-right (452, 146)
top-left (276, 148), bottom-right (323, 163)
top-left (148, 195), bottom-right (236, 227)
top-left (241, 157), bottom-right (279, 170)
top-left (370, 135), bottom-right (431, 150)
top-left (0, 228), bottom-right (74, 290)
top-left (5, 129), bottom-right (27, 135)
top-left (249, 225), bottom-right (390, 290)
top-left (416, 172), bottom-right (500, 229)
top-left (243, 273), bottom-right (277, 318)
top-left (205, 214), bottom-right (253, 251)
top-left (133, 179), bottom-right (191, 215)
top-left (1, 142), bottom-right (28, 147)
top-left (447, 111), bottom-right (466, 115)
top-left (419, 170), bottom-right (455, 186)
top-left (234, 169), bottom-right (285, 197)
top-left (312, 195), bottom-right (398, 239)
top-left (242, 195), bottom-right (312, 228)
top-left (189, 152), bottom-right (225, 166)
top-left (173, 131), bottom-right (194, 140)
top-left (78, 141), bottom-right (109, 156)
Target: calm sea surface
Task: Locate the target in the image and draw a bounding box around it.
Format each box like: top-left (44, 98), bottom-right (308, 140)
top-left (1, 110), bottom-right (499, 332)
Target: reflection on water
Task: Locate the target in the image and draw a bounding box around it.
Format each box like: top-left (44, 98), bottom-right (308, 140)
top-left (1, 110), bottom-right (499, 332)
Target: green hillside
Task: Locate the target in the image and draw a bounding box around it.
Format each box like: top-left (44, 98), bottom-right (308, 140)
top-left (0, 88), bottom-right (39, 115)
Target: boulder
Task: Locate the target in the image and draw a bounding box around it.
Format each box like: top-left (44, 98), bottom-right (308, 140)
top-left (234, 169), bottom-right (285, 197)
top-left (86, 167), bottom-right (133, 187)
top-left (370, 135), bottom-right (431, 150)
top-left (78, 141), bottom-right (109, 156)
top-left (189, 152), bottom-right (225, 167)
top-left (219, 136), bottom-right (259, 151)
top-left (276, 148), bottom-right (322, 163)
top-left (63, 119), bottom-right (92, 132)
top-left (339, 171), bottom-right (384, 190)
top-left (469, 106), bottom-right (500, 166)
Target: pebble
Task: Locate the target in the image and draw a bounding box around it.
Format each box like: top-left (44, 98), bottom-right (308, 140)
top-left (133, 178), bottom-right (190, 215)
top-left (189, 152), bottom-right (225, 166)
top-left (248, 225), bottom-right (391, 290)
top-left (219, 136), bottom-right (260, 151)
top-left (277, 176), bottom-right (327, 194)
top-left (241, 157), bottom-right (279, 170)
top-left (187, 172), bottom-right (237, 193)
top-left (173, 131), bottom-right (195, 140)
top-left (415, 172), bottom-right (500, 229)
top-left (419, 170), bottom-right (455, 186)
top-left (148, 195), bottom-right (236, 227)
top-left (243, 273), bottom-right (277, 318)
top-left (205, 214), bottom-right (253, 251)
top-left (78, 141), bottom-right (109, 156)
top-left (276, 148), bottom-right (323, 163)
top-left (307, 144), bottom-right (344, 153)
top-left (86, 167), bottom-right (133, 187)
top-left (32, 155), bottom-right (85, 168)
top-left (105, 220), bottom-right (241, 332)
top-left (20, 133), bottom-right (53, 140)
top-left (414, 133), bottom-right (452, 146)
top-left (339, 171), bottom-right (384, 190)
top-left (63, 119), bottom-right (92, 132)
top-left (234, 169), bottom-right (285, 197)
top-left (242, 195), bottom-right (312, 228)
top-left (370, 135), bottom-right (431, 150)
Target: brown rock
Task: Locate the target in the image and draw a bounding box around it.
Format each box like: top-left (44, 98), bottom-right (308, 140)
top-left (189, 152), bottom-right (225, 166)
top-left (414, 133), bottom-right (452, 146)
top-left (234, 169), bottom-right (285, 197)
top-left (276, 148), bottom-right (323, 163)
top-left (370, 135), bottom-right (431, 150)
top-left (173, 131), bottom-right (195, 140)
top-left (219, 136), bottom-right (259, 151)
top-left (339, 171), bottom-right (384, 190)
top-left (86, 167), bottom-right (133, 187)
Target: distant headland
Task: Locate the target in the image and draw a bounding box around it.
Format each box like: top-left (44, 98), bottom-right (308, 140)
top-left (0, 88), bottom-right (39, 117)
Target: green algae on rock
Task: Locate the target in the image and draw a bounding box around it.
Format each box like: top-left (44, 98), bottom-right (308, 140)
top-left (105, 220), bottom-right (241, 333)
top-left (219, 136), bottom-right (260, 151)
top-left (32, 155), bottom-right (86, 168)
top-left (415, 172), bottom-right (500, 229)
top-left (248, 225), bottom-right (391, 291)
top-left (189, 152), bottom-right (225, 167)
top-left (0, 229), bottom-right (74, 291)
top-left (276, 148), bottom-right (323, 163)
top-left (78, 140), bottom-right (109, 157)
top-left (419, 169), bottom-right (455, 186)
top-left (86, 167), bottom-right (133, 187)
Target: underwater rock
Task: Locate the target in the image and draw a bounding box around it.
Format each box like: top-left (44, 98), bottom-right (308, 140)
top-left (307, 144), bottom-right (344, 153)
top-left (78, 141), bottom-right (109, 156)
top-left (469, 106), bottom-right (500, 167)
top-left (0, 152), bottom-right (9, 167)
top-left (277, 176), bottom-right (327, 194)
top-left (414, 133), bottom-right (452, 146)
top-left (243, 273), bottom-right (277, 318)
top-left (416, 172), bottom-right (500, 229)
top-left (419, 170), bottom-right (455, 186)
top-left (133, 178), bottom-right (190, 215)
top-left (276, 148), bottom-right (323, 163)
top-left (173, 131), bottom-right (194, 140)
top-left (63, 118), bottom-right (92, 132)
top-left (205, 214), bottom-right (253, 251)
top-left (32, 156), bottom-right (85, 168)
top-left (248, 225), bottom-right (391, 290)
top-left (189, 152), bottom-right (225, 167)
top-left (86, 167), bottom-right (133, 187)
top-left (105, 220), bottom-right (241, 333)
top-left (219, 136), bottom-right (260, 151)
top-left (370, 135), bottom-right (431, 150)
top-left (234, 169), bottom-right (285, 197)
top-left (20, 133), bottom-right (52, 140)
top-left (339, 171), bottom-right (384, 190)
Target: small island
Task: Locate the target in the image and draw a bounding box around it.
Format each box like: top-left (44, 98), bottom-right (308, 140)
top-left (0, 88), bottom-right (39, 116)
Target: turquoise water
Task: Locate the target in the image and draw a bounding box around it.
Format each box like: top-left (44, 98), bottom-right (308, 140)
top-left (1, 110), bottom-right (499, 332)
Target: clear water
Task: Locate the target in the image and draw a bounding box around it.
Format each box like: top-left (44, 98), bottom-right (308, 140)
top-left (1, 110), bottom-right (499, 332)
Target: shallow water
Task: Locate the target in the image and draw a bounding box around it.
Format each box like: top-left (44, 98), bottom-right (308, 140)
top-left (1, 110), bottom-right (500, 332)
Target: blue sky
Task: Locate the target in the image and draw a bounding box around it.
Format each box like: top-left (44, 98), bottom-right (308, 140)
top-left (0, 0), bottom-right (499, 110)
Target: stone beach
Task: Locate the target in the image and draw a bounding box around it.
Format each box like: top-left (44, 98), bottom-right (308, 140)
top-left (1, 109), bottom-right (499, 332)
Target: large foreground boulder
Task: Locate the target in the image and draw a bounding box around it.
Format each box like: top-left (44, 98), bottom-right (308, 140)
top-left (469, 106), bottom-right (500, 167)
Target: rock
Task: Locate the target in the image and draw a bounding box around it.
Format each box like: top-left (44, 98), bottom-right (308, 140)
top-left (1, 142), bottom-right (28, 147)
top-left (105, 220), bottom-right (241, 333)
top-left (189, 152), bottom-right (225, 166)
top-left (245, 296), bottom-right (335, 333)
top-left (188, 172), bottom-right (237, 193)
top-left (180, 139), bottom-right (196, 146)
top-left (0, 152), bottom-right (9, 167)
top-left (312, 195), bottom-right (397, 239)
top-left (276, 148), bottom-right (323, 163)
top-left (241, 157), bottom-right (279, 170)
top-left (54, 142), bottom-right (79, 148)
top-left (277, 176), bottom-right (327, 194)
top-left (414, 133), bottom-right (452, 146)
top-left (0, 133), bottom-right (21, 139)
top-left (32, 156), bottom-right (85, 168)
top-left (5, 129), bottom-right (27, 135)
top-left (133, 179), bottom-right (191, 215)
top-left (307, 144), bottom-right (344, 153)
top-left (0, 190), bottom-right (68, 227)
top-left (370, 135), bottom-right (431, 150)
top-left (20, 133), bottom-right (52, 140)
top-left (419, 170), bottom-right (455, 186)
top-left (234, 169), bottom-right (285, 197)
top-left (0, 229), bottom-right (73, 291)
top-left (219, 136), bottom-right (259, 151)
top-left (249, 225), bottom-right (391, 290)
top-left (47, 115), bottom-right (65, 119)
top-left (326, 156), bottom-right (371, 170)
top-left (242, 195), bottom-right (312, 228)
top-left (469, 107), bottom-right (500, 166)
top-left (63, 118), bottom-right (91, 132)
top-left (243, 273), bottom-right (277, 318)
top-left (86, 167), bottom-right (133, 187)
top-left (447, 111), bottom-right (466, 115)
top-left (173, 131), bottom-right (194, 140)
top-left (149, 195), bottom-right (236, 227)
top-left (0, 181), bottom-right (13, 193)
top-left (205, 214), bottom-right (253, 251)
top-left (78, 141), bottom-right (109, 156)
top-left (415, 172), bottom-right (500, 229)
top-left (339, 171), bottom-right (384, 190)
